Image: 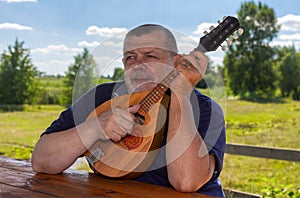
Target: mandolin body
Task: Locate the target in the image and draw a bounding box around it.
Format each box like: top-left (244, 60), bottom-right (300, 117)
top-left (84, 90), bottom-right (169, 179)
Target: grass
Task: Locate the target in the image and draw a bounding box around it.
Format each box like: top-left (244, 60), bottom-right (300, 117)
top-left (222, 155), bottom-right (300, 196)
top-left (0, 105), bottom-right (64, 159)
top-left (225, 99), bottom-right (300, 149)
top-left (37, 76), bottom-right (64, 91)
top-left (0, 96), bottom-right (299, 196)
top-left (221, 99), bottom-right (300, 196)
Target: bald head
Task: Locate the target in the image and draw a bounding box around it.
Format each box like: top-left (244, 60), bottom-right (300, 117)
top-left (123, 24), bottom-right (178, 54)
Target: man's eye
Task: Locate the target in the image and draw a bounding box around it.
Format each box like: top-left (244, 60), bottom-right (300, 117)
top-left (126, 56), bottom-right (135, 61)
top-left (147, 55), bottom-right (157, 59)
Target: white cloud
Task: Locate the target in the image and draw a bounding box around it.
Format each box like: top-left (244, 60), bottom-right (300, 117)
top-left (279, 33), bottom-right (300, 41)
top-left (102, 41), bottom-right (116, 46)
top-left (277, 14), bottom-right (300, 32)
top-left (93, 56), bottom-right (123, 77)
top-left (86, 26), bottom-right (128, 37)
top-left (193, 22), bottom-right (217, 35)
top-left (32, 50), bottom-right (76, 75)
top-left (32, 44), bottom-right (81, 54)
top-left (34, 60), bottom-right (71, 76)
top-left (176, 35), bottom-right (197, 53)
top-left (0, 22), bottom-right (33, 30)
top-left (209, 54), bottom-right (223, 66)
top-left (269, 14), bottom-right (300, 49)
top-left (1, 0), bottom-right (37, 2)
top-left (270, 40), bottom-right (300, 49)
top-left (101, 40), bottom-right (124, 49)
top-left (77, 41), bottom-right (100, 48)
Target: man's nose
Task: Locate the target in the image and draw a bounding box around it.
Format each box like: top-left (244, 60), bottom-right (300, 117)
top-left (132, 56), bottom-right (146, 69)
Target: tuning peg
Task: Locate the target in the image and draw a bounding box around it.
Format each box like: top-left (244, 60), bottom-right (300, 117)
top-left (232, 34), bottom-right (239, 40)
top-left (221, 45), bottom-right (227, 51)
top-left (217, 20), bottom-right (221, 24)
top-left (203, 30), bottom-right (209, 34)
top-left (209, 25), bottom-right (215, 31)
top-left (226, 39), bottom-right (233, 46)
top-left (237, 28), bottom-right (244, 35)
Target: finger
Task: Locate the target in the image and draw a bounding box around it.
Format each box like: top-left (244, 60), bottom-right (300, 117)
top-left (114, 106), bottom-right (135, 120)
top-left (102, 130), bottom-right (110, 140)
top-left (114, 107), bottom-right (135, 123)
top-left (96, 110), bottom-right (116, 140)
top-left (186, 53), bottom-right (208, 76)
top-left (131, 126), bottom-right (143, 137)
top-left (116, 106), bottom-right (139, 129)
top-left (190, 50), bottom-right (207, 60)
top-left (190, 51), bottom-right (208, 68)
top-left (128, 104), bottom-right (140, 113)
top-left (114, 127), bottom-right (128, 137)
top-left (109, 130), bottom-right (122, 142)
top-left (175, 56), bottom-right (206, 88)
top-left (114, 115), bottom-right (135, 135)
top-left (108, 125), bottom-right (128, 141)
top-left (178, 56), bottom-right (197, 73)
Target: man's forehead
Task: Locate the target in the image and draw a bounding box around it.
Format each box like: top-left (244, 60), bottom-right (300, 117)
top-left (123, 32), bottom-right (169, 52)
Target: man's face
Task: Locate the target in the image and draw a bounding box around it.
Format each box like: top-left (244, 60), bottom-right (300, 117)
top-left (122, 31), bottom-right (174, 93)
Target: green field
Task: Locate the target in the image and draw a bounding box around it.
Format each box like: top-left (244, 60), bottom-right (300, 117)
top-left (0, 105), bottom-right (64, 159)
top-left (0, 98), bottom-right (299, 196)
top-left (221, 99), bottom-right (300, 197)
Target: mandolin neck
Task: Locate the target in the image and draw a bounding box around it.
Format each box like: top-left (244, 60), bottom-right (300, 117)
top-left (135, 16), bottom-right (241, 118)
top-left (136, 68), bottom-right (177, 117)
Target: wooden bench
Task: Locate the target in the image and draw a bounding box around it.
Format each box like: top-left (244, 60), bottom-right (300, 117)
top-left (0, 156), bottom-right (213, 197)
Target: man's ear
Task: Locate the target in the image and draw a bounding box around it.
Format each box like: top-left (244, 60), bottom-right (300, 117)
top-left (173, 53), bottom-right (181, 66)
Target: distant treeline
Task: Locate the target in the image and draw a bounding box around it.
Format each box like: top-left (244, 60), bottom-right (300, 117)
top-left (1, 2), bottom-right (300, 108)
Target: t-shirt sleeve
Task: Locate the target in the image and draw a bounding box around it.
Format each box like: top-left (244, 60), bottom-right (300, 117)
top-left (42, 107), bottom-right (75, 136)
top-left (41, 83), bottom-right (116, 136)
top-left (195, 94), bottom-right (226, 181)
top-left (208, 126), bottom-right (226, 180)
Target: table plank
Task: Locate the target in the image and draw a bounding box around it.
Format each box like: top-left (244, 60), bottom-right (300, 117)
top-left (0, 156), bottom-right (212, 198)
top-left (0, 167), bottom-right (139, 197)
top-left (0, 183), bottom-right (55, 198)
top-left (0, 156), bottom-right (33, 172)
top-left (0, 167), bottom-right (201, 198)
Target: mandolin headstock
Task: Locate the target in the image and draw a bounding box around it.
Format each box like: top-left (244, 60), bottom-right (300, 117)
top-left (195, 16), bottom-right (243, 53)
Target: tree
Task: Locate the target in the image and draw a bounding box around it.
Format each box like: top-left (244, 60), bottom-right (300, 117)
top-left (112, 67), bottom-right (124, 81)
top-left (62, 48), bottom-right (98, 106)
top-left (224, 1), bottom-right (280, 101)
top-left (277, 46), bottom-right (300, 100)
top-left (196, 59), bottom-right (223, 89)
top-left (0, 39), bottom-right (38, 105)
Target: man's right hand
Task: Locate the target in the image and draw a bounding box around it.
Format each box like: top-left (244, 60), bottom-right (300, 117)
top-left (94, 104), bottom-right (141, 142)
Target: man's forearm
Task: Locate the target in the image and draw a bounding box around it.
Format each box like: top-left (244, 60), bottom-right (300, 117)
top-left (166, 92), bottom-right (214, 192)
top-left (31, 120), bottom-right (99, 174)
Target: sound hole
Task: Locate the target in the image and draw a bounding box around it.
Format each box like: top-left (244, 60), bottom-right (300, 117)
top-left (121, 135), bottom-right (143, 150)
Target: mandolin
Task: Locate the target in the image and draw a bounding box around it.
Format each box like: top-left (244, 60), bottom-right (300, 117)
top-left (84, 16), bottom-right (242, 179)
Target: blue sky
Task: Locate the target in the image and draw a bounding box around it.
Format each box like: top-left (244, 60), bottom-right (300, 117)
top-left (1, 0), bottom-right (300, 76)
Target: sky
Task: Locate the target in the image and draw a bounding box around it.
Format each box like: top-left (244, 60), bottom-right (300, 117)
top-left (1, 0), bottom-right (300, 76)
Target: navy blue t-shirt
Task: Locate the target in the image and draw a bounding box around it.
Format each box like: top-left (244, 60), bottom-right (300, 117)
top-left (42, 81), bottom-right (226, 197)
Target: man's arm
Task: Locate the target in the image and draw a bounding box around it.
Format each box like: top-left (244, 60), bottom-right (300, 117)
top-left (31, 105), bottom-right (140, 174)
top-left (166, 51), bottom-right (216, 192)
top-left (31, 117), bottom-right (104, 174)
top-left (166, 91), bottom-right (216, 192)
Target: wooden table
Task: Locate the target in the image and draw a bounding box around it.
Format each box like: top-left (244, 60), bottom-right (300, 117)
top-left (0, 156), bottom-right (212, 197)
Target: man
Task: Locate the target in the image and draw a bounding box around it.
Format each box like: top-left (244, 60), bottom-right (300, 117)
top-left (32, 24), bottom-right (226, 197)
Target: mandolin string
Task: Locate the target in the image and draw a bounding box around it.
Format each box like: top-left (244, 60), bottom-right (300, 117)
top-left (138, 68), bottom-right (178, 115)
